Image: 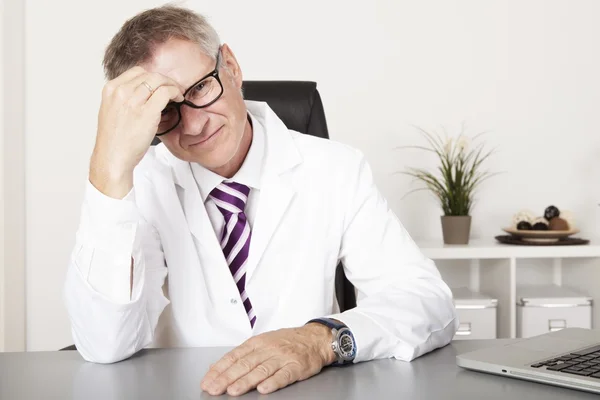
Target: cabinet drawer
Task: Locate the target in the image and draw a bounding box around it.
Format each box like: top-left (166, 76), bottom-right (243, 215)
top-left (517, 305), bottom-right (591, 338)
top-left (454, 308), bottom-right (497, 340)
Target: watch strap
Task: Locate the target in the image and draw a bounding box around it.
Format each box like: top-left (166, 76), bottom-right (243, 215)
top-left (307, 317), bottom-right (346, 331)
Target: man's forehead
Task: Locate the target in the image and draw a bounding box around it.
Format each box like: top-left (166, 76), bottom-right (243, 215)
top-left (142, 39), bottom-right (214, 90)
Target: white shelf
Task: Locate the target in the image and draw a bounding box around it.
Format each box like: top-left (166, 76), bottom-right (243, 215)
top-left (416, 238), bottom-right (600, 260)
top-left (413, 237), bottom-right (600, 340)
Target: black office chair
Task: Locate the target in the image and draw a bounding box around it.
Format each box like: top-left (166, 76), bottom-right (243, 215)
top-left (61, 81), bottom-right (356, 351)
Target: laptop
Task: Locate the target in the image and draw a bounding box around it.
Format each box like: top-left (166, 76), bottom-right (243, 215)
top-left (456, 327), bottom-right (600, 394)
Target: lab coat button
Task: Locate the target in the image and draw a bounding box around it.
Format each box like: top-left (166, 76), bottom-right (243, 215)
top-left (230, 298), bottom-right (238, 305)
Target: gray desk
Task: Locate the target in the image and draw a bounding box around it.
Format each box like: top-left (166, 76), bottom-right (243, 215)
top-left (1, 340), bottom-right (597, 399)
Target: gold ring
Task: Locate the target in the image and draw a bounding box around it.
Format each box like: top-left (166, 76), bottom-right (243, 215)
top-left (142, 81), bottom-right (154, 94)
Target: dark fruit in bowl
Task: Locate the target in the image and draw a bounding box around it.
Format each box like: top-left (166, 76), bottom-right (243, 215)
top-left (517, 221), bottom-right (532, 230)
top-left (544, 205), bottom-right (560, 220)
top-left (532, 222), bottom-right (549, 230)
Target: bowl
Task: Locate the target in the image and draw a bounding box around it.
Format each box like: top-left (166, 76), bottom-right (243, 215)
top-left (502, 227), bottom-right (580, 242)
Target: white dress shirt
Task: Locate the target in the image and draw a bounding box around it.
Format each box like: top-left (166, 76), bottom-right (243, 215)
top-left (64, 101), bottom-right (458, 365)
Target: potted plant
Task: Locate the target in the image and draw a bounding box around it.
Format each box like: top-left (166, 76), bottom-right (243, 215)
top-left (399, 125), bottom-right (496, 244)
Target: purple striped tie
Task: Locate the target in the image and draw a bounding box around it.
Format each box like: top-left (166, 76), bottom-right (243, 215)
top-left (209, 181), bottom-right (256, 328)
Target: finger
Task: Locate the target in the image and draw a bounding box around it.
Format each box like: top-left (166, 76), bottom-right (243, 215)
top-left (142, 86), bottom-right (185, 120)
top-left (131, 81), bottom-right (182, 107)
top-left (128, 72), bottom-right (183, 105)
top-left (105, 66), bottom-right (146, 92)
top-left (205, 350), bottom-right (274, 396)
top-left (226, 358), bottom-right (281, 397)
top-left (257, 366), bottom-right (300, 395)
top-left (200, 344), bottom-right (256, 391)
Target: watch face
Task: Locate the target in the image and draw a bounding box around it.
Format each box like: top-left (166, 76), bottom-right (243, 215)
top-left (338, 330), bottom-right (356, 360)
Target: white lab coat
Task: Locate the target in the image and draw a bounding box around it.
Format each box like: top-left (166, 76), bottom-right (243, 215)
top-left (64, 101), bottom-right (458, 364)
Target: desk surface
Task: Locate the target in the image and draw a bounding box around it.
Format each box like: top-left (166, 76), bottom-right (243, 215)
top-left (1, 339), bottom-right (598, 399)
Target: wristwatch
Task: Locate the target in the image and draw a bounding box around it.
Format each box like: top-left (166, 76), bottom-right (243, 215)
top-left (307, 318), bottom-right (357, 366)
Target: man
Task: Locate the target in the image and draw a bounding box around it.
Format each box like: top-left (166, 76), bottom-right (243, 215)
top-left (64, 5), bottom-right (458, 397)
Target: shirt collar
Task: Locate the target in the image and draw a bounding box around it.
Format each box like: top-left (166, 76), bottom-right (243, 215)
top-left (190, 112), bottom-right (265, 202)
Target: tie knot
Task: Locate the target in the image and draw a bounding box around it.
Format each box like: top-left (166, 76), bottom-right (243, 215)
top-left (209, 181), bottom-right (250, 215)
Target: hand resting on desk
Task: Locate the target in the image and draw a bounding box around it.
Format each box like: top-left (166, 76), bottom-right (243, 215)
top-left (200, 323), bottom-right (334, 396)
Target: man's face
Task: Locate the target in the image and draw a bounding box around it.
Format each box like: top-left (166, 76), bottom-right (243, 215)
top-left (141, 39), bottom-right (248, 171)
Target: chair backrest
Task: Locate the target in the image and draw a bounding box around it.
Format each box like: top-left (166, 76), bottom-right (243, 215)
top-left (242, 81), bottom-right (329, 139)
top-left (242, 80), bottom-right (356, 313)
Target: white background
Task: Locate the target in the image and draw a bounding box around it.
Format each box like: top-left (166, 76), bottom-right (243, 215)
top-left (8, 0), bottom-right (600, 350)
top-left (0, 0), bottom-right (5, 351)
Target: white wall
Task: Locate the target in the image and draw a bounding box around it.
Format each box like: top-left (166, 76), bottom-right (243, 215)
top-left (24, 0), bottom-right (600, 350)
top-left (0, 0), bottom-right (5, 352)
top-left (2, 0), bottom-right (25, 352)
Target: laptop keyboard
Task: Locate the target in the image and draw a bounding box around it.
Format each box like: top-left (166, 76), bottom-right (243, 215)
top-left (531, 344), bottom-right (600, 377)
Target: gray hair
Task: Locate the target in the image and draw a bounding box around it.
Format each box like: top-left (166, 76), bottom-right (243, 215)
top-left (103, 5), bottom-right (221, 80)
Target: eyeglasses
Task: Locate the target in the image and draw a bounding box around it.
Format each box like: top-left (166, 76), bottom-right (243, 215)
top-left (155, 52), bottom-right (224, 136)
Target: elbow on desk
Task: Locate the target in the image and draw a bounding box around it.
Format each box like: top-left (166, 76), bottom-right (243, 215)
top-left (412, 316), bottom-right (460, 361)
top-left (406, 288), bottom-right (460, 360)
top-left (71, 329), bottom-right (148, 364)
top-left (63, 268), bottom-right (155, 364)
top-left (395, 312), bottom-right (459, 363)
top-left (75, 339), bottom-right (140, 364)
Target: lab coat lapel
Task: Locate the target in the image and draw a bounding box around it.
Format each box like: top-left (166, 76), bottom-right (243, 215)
top-left (245, 103), bottom-right (302, 282)
top-left (168, 156), bottom-right (230, 277)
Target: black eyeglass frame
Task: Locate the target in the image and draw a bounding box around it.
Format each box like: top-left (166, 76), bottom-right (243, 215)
top-left (155, 51), bottom-right (223, 137)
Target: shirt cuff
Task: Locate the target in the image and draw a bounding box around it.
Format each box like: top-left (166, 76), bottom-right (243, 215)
top-left (84, 180), bottom-right (139, 229)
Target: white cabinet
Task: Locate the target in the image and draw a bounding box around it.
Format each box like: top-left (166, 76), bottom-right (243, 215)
top-left (452, 287), bottom-right (497, 340)
top-left (516, 284), bottom-right (592, 338)
top-left (417, 239), bottom-right (600, 339)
